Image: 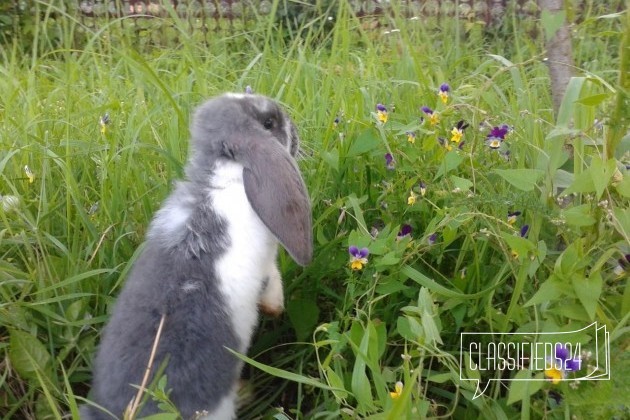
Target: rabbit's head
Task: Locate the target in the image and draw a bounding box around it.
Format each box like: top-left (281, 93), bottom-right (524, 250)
top-left (187, 93), bottom-right (312, 266)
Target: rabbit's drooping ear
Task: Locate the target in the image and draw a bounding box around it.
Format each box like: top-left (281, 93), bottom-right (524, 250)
top-left (238, 137), bottom-right (312, 266)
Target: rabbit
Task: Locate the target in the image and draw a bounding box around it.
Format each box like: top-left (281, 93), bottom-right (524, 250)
top-left (80, 93), bottom-right (312, 419)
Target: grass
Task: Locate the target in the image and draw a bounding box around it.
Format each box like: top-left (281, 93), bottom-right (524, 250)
top-left (0, 0), bottom-right (628, 419)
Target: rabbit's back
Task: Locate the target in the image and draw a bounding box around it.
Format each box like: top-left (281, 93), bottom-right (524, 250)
top-left (84, 239), bottom-right (241, 418)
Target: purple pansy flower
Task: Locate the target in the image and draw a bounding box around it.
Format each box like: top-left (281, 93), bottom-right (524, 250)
top-left (614, 254), bottom-right (630, 276)
top-left (419, 181), bottom-right (427, 197)
top-left (553, 344), bottom-right (582, 371)
top-left (349, 246), bottom-right (370, 270)
top-left (520, 224), bottom-right (530, 238)
top-left (488, 125), bottom-right (510, 140)
top-left (427, 233), bottom-right (437, 245)
top-left (376, 103), bottom-right (388, 123)
top-left (544, 343), bottom-right (582, 384)
top-left (385, 153), bottom-right (395, 170)
top-left (398, 224), bottom-right (412, 238)
top-left (507, 211), bottom-right (522, 225)
top-left (438, 83), bottom-right (450, 104)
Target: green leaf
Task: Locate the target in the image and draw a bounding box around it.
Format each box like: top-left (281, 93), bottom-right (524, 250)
top-left (561, 170), bottom-right (596, 195)
top-left (286, 298), bottom-right (320, 342)
top-left (435, 151), bottom-right (464, 179)
top-left (492, 169), bottom-right (544, 191)
top-left (524, 278), bottom-right (564, 307)
top-left (8, 329), bottom-right (51, 381)
top-left (615, 175), bottom-right (630, 198)
top-left (347, 129), bottom-right (380, 157)
top-left (324, 367), bottom-right (348, 400)
top-left (613, 207), bottom-right (630, 238)
top-left (575, 92), bottom-right (612, 107)
top-left (541, 9), bottom-right (566, 42)
top-left (572, 272), bottom-right (602, 320)
top-left (321, 149), bottom-right (339, 172)
top-left (375, 251), bottom-right (400, 267)
top-left (421, 310), bottom-right (443, 345)
top-left (507, 369), bottom-right (543, 405)
top-left (397, 316), bottom-right (415, 341)
top-left (562, 204), bottom-right (597, 227)
top-left (347, 194), bottom-right (368, 235)
top-left (589, 157), bottom-right (617, 199)
top-left (226, 348), bottom-right (347, 393)
top-left (140, 415), bottom-right (180, 420)
top-left (557, 77), bottom-right (588, 126)
top-left (500, 232), bottom-right (536, 261)
top-left (450, 175), bottom-right (473, 192)
top-left (401, 265), bottom-right (499, 299)
top-left (350, 328), bottom-right (375, 411)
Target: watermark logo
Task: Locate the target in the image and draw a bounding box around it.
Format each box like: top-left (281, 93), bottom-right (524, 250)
top-left (460, 322), bottom-right (610, 399)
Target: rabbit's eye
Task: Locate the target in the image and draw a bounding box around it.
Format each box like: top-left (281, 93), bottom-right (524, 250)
top-left (263, 118), bottom-right (274, 130)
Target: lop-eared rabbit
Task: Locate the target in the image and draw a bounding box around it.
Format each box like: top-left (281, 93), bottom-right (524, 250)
top-left (81, 93), bottom-right (312, 419)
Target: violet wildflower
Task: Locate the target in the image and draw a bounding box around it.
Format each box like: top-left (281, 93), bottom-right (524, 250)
top-left (349, 246), bottom-right (369, 270)
top-left (419, 181), bottom-right (427, 197)
top-left (421, 106), bottom-right (439, 125)
top-left (438, 83), bottom-right (450, 104)
top-left (613, 254), bottom-right (630, 277)
top-left (427, 233), bottom-right (437, 245)
top-left (398, 224), bottom-right (412, 238)
top-left (407, 191), bottom-right (417, 205)
top-left (450, 120), bottom-right (469, 143)
top-left (507, 211), bottom-right (521, 225)
top-left (545, 344), bottom-right (582, 384)
top-left (489, 125), bottom-right (510, 139)
top-left (385, 153), bottom-right (395, 170)
top-left (376, 103), bottom-right (388, 123)
top-left (520, 224), bottom-right (530, 238)
top-left (245, 85), bottom-right (253, 94)
top-left (486, 124), bottom-right (510, 149)
top-left (100, 112), bottom-right (110, 134)
top-left (406, 131), bottom-right (416, 144)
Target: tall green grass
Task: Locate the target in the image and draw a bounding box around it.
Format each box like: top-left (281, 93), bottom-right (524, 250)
top-left (0, 1), bottom-right (628, 418)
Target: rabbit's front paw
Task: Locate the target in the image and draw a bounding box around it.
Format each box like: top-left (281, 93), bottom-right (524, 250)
top-left (259, 268), bottom-right (284, 317)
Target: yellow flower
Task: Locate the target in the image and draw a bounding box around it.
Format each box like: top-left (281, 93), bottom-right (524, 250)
top-left (439, 91), bottom-right (448, 104)
top-left (450, 127), bottom-right (463, 143)
top-left (376, 104), bottom-right (388, 124)
top-left (406, 131), bottom-right (416, 144)
top-left (390, 381), bottom-right (403, 399)
top-left (100, 113), bottom-right (110, 134)
top-left (407, 191), bottom-right (417, 205)
top-left (349, 246), bottom-right (369, 271)
top-left (544, 366), bottom-right (563, 384)
top-left (438, 83), bottom-right (450, 104)
top-left (429, 112), bottom-right (440, 125)
top-left (24, 165), bottom-right (35, 183)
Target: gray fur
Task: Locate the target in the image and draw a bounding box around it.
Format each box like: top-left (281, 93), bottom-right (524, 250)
top-left (81, 93), bottom-right (312, 419)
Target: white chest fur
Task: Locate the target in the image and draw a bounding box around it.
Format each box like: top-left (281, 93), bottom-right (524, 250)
top-left (209, 160), bottom-right (278, 352)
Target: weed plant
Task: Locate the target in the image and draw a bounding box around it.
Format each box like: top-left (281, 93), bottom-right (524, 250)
top-left (0, 1), bottom-right (628, 419)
